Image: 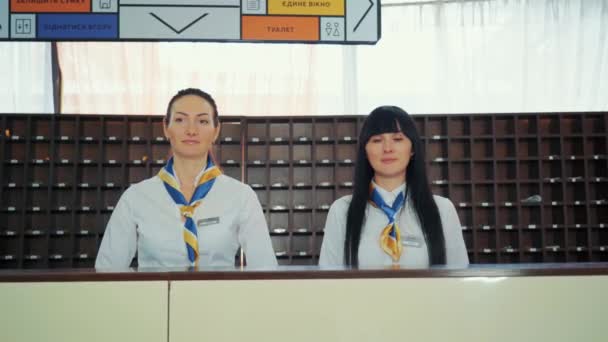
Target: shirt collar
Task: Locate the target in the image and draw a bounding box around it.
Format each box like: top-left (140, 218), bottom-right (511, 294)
top-left (371, 180), bottom-right (406, 207)
top-left (193, 164), bottom-right (209, 184)
top-left (172, 160), bottom-right (210, 186)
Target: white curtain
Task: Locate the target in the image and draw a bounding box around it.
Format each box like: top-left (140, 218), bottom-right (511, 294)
top-left (0, 42), bottom-right (54, 114)
top-left (357, 0), bottom-right (608, 114)
top-left (58, 42), bottom-right (346, 116)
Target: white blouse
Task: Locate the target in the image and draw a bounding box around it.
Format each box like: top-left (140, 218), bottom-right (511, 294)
top-left (95, 174), bottom-right (277, 269)
top-left (319, 182), bottom-right (469, 268)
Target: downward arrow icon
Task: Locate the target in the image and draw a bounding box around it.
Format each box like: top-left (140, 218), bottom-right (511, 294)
top-left (149, 12), bottom-right (209, 34)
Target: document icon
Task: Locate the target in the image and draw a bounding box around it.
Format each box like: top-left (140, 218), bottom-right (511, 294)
top-left (247, 0), bottom-right (260, 11)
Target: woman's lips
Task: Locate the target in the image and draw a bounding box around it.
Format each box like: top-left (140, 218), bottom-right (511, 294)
top-left (182, 140), bottom-right (200, 144)
top-left (381, 158), bottom-right (397, 163)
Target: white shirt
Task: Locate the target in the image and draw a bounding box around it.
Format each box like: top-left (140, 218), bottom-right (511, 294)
top-left (95, 174), bottom-right (277, 269)
top-left (319, 182), bottom-right (469, 268)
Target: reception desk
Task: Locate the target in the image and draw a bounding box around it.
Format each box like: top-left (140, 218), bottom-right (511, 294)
top-left (1, 264), bottom-right (607, 342)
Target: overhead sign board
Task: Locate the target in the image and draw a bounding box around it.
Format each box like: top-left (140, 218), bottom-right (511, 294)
top-left (0, 0), bottom-right (380, 44)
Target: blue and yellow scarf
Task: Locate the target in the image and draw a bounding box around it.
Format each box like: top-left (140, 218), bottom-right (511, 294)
top-left (369, 184), bottom-right (406, 263)
top-left (158, 157), bottom-right (221, 266)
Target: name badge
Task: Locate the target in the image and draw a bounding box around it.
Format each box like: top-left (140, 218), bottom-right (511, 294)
top-left (197, 217), bottom-right (220, 227)
top-left (402, 235), bottom-right (423, 248)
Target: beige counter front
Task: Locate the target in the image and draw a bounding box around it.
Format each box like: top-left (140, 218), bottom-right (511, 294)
top-left (169, 275), bottom-right (607, 342)
top-left (1, 264), bottom-right (607, 342)
top-left (0, 279), bottom-right (168, 342)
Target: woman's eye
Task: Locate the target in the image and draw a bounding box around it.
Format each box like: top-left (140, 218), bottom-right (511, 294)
top-left (371, 138), bottom-right (381, 143)
top-left (199, 119), bottom-right (209, 125)
top-left (175, 118), bottom-right (183, 123)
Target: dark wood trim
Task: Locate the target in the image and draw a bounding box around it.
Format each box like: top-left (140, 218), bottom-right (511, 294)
top-left (1, 263), bottom-right (608, 283)
top-left (50, 42), bottom-right (62, 114)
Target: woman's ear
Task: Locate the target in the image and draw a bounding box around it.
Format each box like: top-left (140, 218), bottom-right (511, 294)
top-left (163, 118), bottom-right (170, 140)
top-left (213, 122), bottom-right (221, 143)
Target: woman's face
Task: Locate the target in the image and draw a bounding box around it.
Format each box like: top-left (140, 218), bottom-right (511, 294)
top-left (365, 131), bottom-right (413, 182)
top-left (163, 95), bottom-right (220, 160)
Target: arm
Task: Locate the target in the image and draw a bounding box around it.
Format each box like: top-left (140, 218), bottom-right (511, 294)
top-left (237, 186), bottom-right (278, 267)
top-left (437, 196), bottom-right (469, 267)
top-left (95, 188), bottom-right (137, 269)
top-left (318, 199), bottom-right (348, 267)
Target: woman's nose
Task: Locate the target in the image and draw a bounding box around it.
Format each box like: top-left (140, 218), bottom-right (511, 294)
top-left (185, 121), bottom-right (197, 135)
top-left (382, 139), bottom-right (393, 152)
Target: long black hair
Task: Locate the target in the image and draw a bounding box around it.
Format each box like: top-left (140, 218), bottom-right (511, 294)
top-left (344, 106), bottom-right (446, 266)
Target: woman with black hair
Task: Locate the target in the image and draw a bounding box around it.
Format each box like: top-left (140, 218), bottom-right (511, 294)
top-left (319, 106), bottom-right (468, 267)
top-left (96, 88), bottom-right (277, 269)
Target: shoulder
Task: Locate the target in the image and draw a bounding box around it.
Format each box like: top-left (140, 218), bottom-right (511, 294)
top-left (324, 195), bottom-right (353, 232)
top-left (214, 174), bottom-right (257, 199)
top-left (432, 195), bottom-right (461, 229)
top-left (329, 195), bottom-right (352, 213)
top-left (216, 173), bottom-right (251, 190)
top-left (432, 194), bottom-right (456, 211)
top-left (108, 176), bottom-right (161, 210)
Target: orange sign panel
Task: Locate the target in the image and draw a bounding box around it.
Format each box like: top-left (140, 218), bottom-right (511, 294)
top-left (242, 16), bottom-right (319, 41)
top-left (11, 0), bottom-right (91, 13)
